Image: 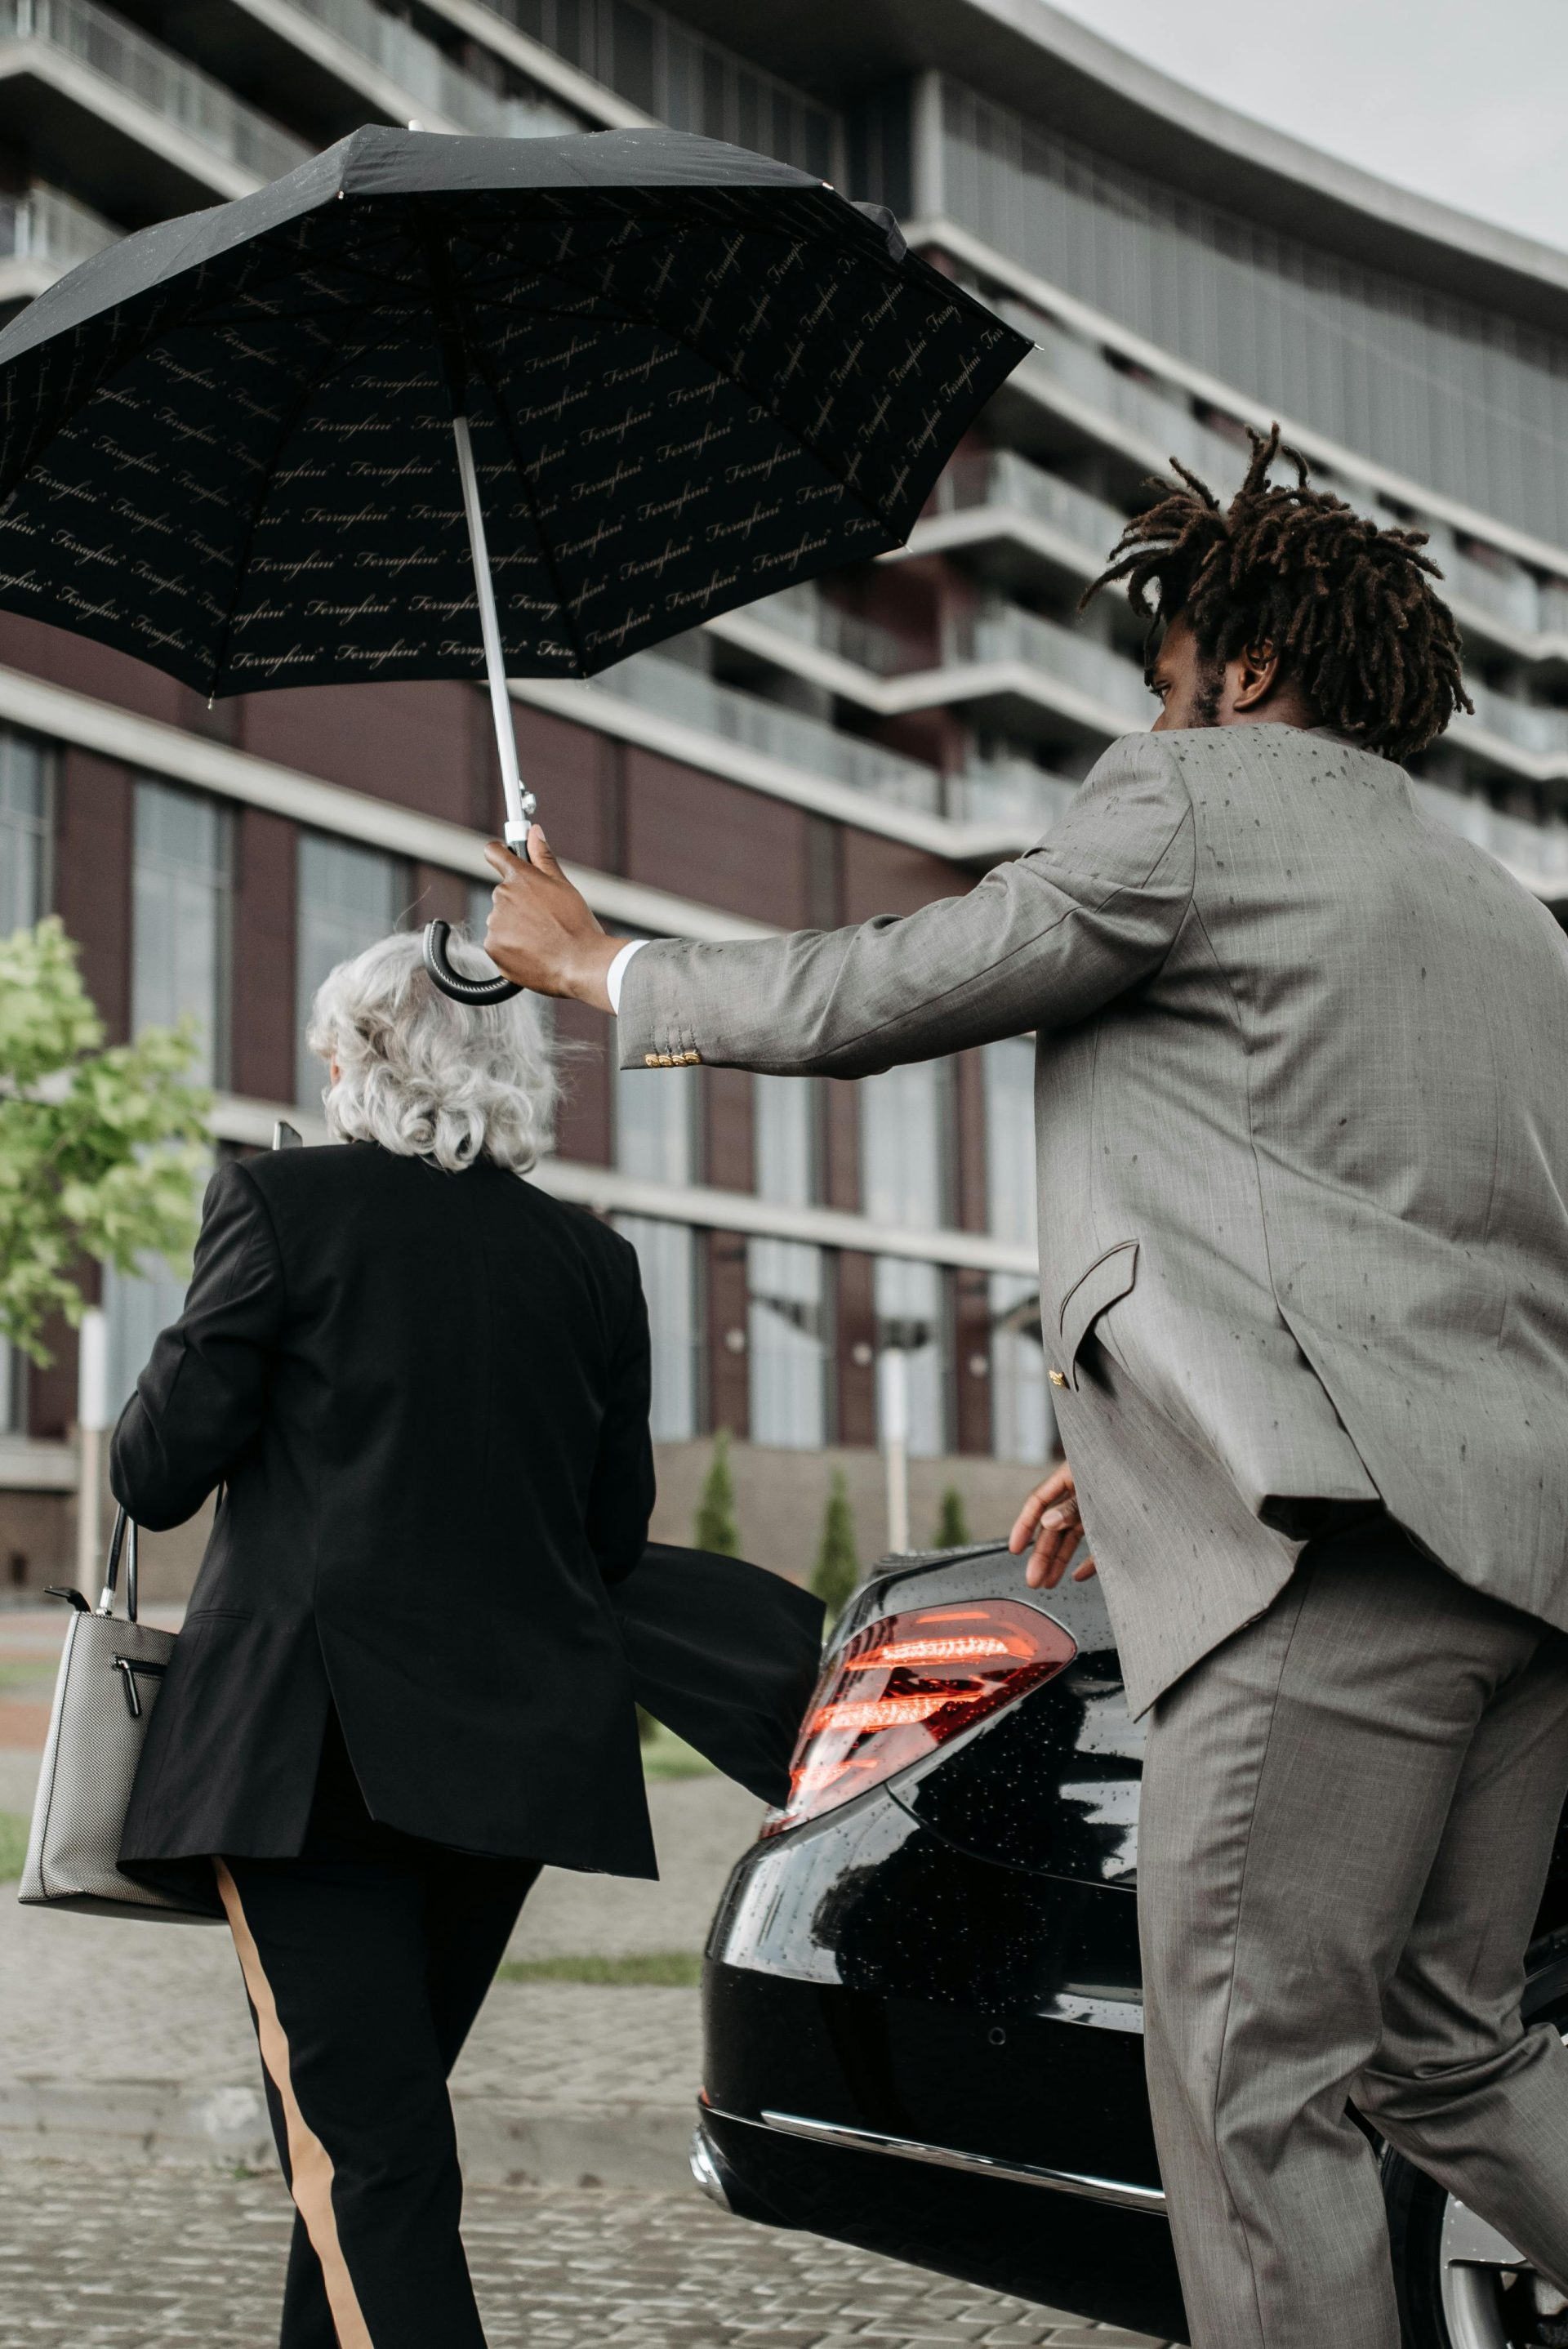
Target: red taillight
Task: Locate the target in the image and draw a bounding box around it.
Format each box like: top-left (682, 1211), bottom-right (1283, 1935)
top-left (761, 1598), bottom-right (1076, 1837)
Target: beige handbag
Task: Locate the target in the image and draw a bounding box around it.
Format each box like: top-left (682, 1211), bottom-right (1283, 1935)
top-left (19, 1507), bottom-right (220, 1923)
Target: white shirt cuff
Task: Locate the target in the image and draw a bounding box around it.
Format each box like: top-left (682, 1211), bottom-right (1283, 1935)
top-left (605, 936), bottom-right (649, 1015)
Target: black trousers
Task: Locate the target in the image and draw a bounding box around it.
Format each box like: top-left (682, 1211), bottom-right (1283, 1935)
top-left (216, 1714), bottom-right (539, 2349)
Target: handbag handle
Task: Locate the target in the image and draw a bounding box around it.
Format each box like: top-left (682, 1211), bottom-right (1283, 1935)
top-left (96, 1506), bottom-right (139, 1624)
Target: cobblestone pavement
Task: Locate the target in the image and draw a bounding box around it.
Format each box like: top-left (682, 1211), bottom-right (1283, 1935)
top-left (0, 2155), bottom-right (1167, 2348)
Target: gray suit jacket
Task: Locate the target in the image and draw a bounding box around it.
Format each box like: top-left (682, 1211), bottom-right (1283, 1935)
top-left (619, 724), bottom-right (1568, 1712)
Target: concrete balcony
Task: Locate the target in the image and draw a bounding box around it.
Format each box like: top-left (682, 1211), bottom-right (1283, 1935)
top-left (0, 0), bottom-right (308, 216)
top-left (595, 649), bottom-right (946, 816)
top-left (1417, 779), bottom-right (1568, 901)
top-left (0, 178), bottom-right (118, 304)
top-left (127, 0), bottom-right (586, 148)
top-left (1462, 680), bottom-right (1568, 773)
top-left (980, 276), bottom-right (1568, 679)
top-left (713, 571), bottom-right (1149, 752)
top-left (517, 649), bottom-right (1080, 858)
top-left (899, 444), bottom-right (1130, 599)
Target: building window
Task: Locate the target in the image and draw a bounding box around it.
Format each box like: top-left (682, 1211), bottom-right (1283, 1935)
top-left (984, 1036), bottom-right (1052, 1461)
top-left (875, 1255), bottom-right (948, 1458)
top-left (105, 1246), bottom-right (198, 1420)
top-left (0, 729), bottom-right (51, 932)
top-left (861, 1061), bottom-right (950, 1232)
top-left (748, 1237), bottom-right (827, 1449)
top-left (991, 1273), bottom-right (1050, 1464)
top-left (296, 835), bottom-right (402, 1107)
top-left (616, 1215), bottom-right (697, 1440)
top-left (983, 1037), bottom-right (1035, 1245)
top-left (749, 1074), bottom-right (828, 1447)
top-left (754, 1072), bottom-right (817, 1206)
top-left (132, 780), bottom-right (232, 1087)
top-left (615, 1054), bottom-right (697, 1186)
top-left (0, 1338), bottom-right (24, 1436)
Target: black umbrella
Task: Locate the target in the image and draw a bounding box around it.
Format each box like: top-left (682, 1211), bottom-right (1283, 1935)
top-left (0, 125), bottom-right (1029, 997)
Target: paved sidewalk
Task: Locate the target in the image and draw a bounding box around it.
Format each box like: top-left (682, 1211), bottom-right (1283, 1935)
top-left (0, 2155), bottom-right (1168, 2347)
top-left (1, 1763), bottom-right (748, 2186)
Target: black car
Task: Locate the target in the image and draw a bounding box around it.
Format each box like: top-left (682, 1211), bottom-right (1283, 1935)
top-left (691, 1540), bottom-right (1568, 2349)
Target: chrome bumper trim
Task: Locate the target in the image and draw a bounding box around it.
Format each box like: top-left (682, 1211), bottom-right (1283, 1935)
top-left (707, 2104), bottom-right (1165, 2214)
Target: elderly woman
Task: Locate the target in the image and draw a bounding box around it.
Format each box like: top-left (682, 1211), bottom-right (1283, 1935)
top-left (110, 931), bottom-right (654, 2349)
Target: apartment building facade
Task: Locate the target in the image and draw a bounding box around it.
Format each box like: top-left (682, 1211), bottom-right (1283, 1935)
top-left (2, 0), bottom-right (1567, 1589)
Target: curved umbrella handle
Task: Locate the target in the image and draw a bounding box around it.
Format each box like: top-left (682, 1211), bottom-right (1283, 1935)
top-left (421, 919), bottom-right (521, 1005)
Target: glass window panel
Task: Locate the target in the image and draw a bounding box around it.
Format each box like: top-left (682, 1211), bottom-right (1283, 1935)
top-left (736, 69), bottom-right (762, 154)
top-left (938, 75), bottom-right (1568, 549)
top-left (0, 729), bottom-right (50, 934)
top-left (664, 28), bottom-right (702, 131)
top-left (132, 780), bottom-right (231, 1087)
top-left (983, 1036), bottom-right (1036, 1245)
top-left (991, 1270), bottom-right (1052, 1464)
top-left (615, 1059), bottom-right (696, 1186)
top-left (609, 0), bottom-right (655, 111)
top-left (296, 834), bottom-right (401, 1107)
top-left (0, 1339), bottom-right (24, 1435)
top-left (861, 1062), bottom-right (948, 1231)
top-left (615, 1214), bottom-right (697, 1440)
top-left (754, 1074), bottom-right (816, 1208)
top-left (701, 47), bottom-right (728, 140)
top-left (748, 1236), bottom-right (826, 1448)
top-left (105, 1251), bottom-right (196, 1416)
top-left (875, 1255), bottom-right (947, 1458)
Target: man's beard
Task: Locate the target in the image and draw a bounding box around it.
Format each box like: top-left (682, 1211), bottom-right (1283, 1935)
top-left (1190, 656), bottom-right (1226, 728)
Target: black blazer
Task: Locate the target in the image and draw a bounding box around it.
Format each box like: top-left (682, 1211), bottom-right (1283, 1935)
top-left (112, 1141), bottom-right (659, 1880)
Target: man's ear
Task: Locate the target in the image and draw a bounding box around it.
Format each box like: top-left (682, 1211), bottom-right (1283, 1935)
top-left (1231, 639), bottom-right (1284, 712)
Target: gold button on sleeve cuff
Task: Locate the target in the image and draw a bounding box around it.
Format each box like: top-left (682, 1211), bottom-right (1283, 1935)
top-left (1049, 1369), bottom-right (1067, 1388)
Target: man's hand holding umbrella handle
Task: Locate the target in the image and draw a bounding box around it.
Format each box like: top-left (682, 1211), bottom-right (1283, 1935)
top-left (483, 828), bottom-right (621, 1011)
top-left (1009, 1462), bottom-right (1097, 1590)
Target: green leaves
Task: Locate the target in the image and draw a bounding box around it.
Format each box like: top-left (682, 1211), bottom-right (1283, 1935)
top-left (0, 918), bottom-right (211, 1362)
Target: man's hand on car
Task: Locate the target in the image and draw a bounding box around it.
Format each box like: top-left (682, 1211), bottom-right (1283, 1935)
top-left (1009, 1462), bottom-right (1096, 1589)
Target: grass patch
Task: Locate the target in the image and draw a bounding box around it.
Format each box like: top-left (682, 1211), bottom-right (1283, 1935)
top-left (0, 1660), bottom-right (55, 1692)
top-left (496, 1950), bottom-right (702, 1988)
top-left (0, 1810), bottom-right (31, 1883)
top-left (640, 1722), bottom-right (716, 1782)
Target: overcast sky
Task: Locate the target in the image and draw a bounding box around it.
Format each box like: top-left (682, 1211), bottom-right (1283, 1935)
top-left (1046, 1), bottom-right (1568, 256)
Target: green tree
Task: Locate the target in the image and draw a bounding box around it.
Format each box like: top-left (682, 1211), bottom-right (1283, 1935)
top-left (811, 1469), bottom-right (860, 1624)
top-left (694, 1427), bottom-right (742, 1557)
top-left (0, 918), bottom-right (210, 1362)
top-left (933, 1484), bottom-right (971, 1549)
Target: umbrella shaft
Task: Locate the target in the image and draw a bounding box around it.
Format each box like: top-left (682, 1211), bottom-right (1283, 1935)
top-left (452, 412), bottom-right (533, 858)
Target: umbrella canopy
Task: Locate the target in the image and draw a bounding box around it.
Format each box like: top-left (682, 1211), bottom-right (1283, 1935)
top-left (0, 125), bottom-right (1029, 701)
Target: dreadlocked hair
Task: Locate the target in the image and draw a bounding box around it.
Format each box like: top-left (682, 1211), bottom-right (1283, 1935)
top-left (1081, 424), bottom-right (1472, 764)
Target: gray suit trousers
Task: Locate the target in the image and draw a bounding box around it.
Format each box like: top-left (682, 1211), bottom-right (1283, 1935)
top-left (1140, 1520), bottom-right (1568, 2349)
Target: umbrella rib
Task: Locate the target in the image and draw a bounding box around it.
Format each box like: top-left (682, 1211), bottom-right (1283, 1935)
top-left (203, 336), bottom-right (371, 701)
top-left (462, 336), bottom-right (589, 681)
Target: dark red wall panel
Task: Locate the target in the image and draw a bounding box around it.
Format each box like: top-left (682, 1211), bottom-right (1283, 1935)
top-left (842, 827), bottom-right (969, 923)
top-left (232, 807), bottom-right (296, 1106)
top-left (624, 752), bottom-right (812, 928)
top-left (834, 1250), bottom-right (877, 1450)
top-left (954, 1266), bottom-right (993, 1458)
top-left (56, 750), bottom-right (131, 1042)
top-left (705, 1230), bottom-right (750, 1438)
top-left (704, 1065), bottom-right (752, 1197)
top-left (552, 1001), bottom-right (611, 1167)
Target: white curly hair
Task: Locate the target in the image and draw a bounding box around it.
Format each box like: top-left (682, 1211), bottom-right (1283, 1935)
top-left (306, 929), bottom-right (555, 1176)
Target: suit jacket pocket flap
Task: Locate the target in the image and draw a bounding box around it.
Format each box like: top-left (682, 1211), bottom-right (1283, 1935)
top-left (1058, 1240), bottom-right (1139, 1387)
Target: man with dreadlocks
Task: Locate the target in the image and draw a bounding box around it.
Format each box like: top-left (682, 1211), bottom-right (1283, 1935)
top-left (482, 426), bottom-right (1568, 2349)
